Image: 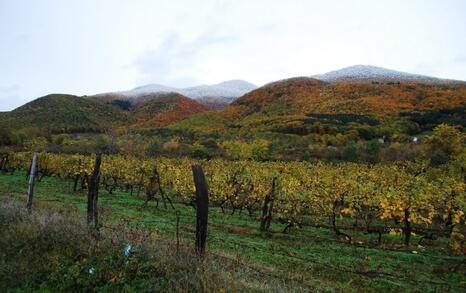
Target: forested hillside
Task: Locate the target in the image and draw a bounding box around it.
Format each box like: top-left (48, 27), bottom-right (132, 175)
top-left (0, 94), bottom-right (131, 133)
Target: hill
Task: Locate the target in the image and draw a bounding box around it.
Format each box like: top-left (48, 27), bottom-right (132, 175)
top-left (129, 93), bottom-right (209, 128)
top-left (232, 77), bottom-right (324, 115)
top-left (171, 77), bottom-right (466, 134)
top-left (194, 96), bottom-right (236, 110)
top-left (231, 77), bottom-right (466, 116)
top-left (313, 65), bottom-right (465, 84)
top-left (0, 94), bottom-right (130, 133)
top-left (3, 66), bottom-right (465, 136)
top-left (97, 79), bottom-right (257, 109)
top-left (90, 92), bottom-right (210, 128)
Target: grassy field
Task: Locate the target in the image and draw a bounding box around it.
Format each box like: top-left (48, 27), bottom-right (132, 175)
top-left (0, 172), bottom-right (465, 292)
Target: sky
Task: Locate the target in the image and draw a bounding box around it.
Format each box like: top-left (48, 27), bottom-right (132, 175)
top-left (1, 0), bottom-right (466, 111)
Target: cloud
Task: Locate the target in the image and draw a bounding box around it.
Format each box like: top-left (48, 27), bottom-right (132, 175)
top-left (454, 55), bottom-right (466, 64)
top-left (133, 32), bottom-right (233, 87)
top-left (0, 84), bottom-right (20, 93)
top-left (0, 84), bottom-right (22, 111)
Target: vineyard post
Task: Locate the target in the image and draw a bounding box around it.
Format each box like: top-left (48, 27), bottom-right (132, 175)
top-left (26, 153), bottom-right (38, 211)
top-left (260, 177), bottom-right (276, 231)
top-left (87, 153), bottom-right (102, 228)
top-left (72, 159), bottom-right (82, 192)
top-left (192, 164), bottom-right (209, 258)
top-left (403, 208), bottom-right (411, 246)
top-left (0, 153), bottom-right (9, 171)
top-left (175, 211), bottom-right (180, 254)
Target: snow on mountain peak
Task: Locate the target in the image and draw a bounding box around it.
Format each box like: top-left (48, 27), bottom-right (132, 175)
top-left (312, 65), bottom-right (462, 83)
top-left (182, 80), bottom-right (257, 99)
top-left (216, 80), bottom-right (258, 91)
top-left (121, 84), bottom-right (178, 97)
top-left (106, 80), bottom-right (257, 101)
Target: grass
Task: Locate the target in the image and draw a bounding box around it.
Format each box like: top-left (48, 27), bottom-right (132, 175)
top-left (0, 172), bottom-right (465, 292)
top-left (0, 200), bottom-right (293, 292)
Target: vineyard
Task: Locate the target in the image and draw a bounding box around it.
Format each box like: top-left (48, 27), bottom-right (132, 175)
top-left (1, 151), bottom-right (465, 254)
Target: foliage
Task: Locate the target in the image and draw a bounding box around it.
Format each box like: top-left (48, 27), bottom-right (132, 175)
top-left (0, 94), bottom-right (130, 133)
top-left (129, 93), bottom-right (208, 128)
top-left (219, 139), bottom-right (270, 160)
top-left (424, 124), bottom-right (464, 165)
top-left (3, 152), bottom-right (465, 253)
top-left (0, 200), bottom-right (268, 292)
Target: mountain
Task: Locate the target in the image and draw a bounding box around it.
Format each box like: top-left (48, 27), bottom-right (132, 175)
top-left (232, 77), bottom-right (324, 115)
top-left (3, 66), bottom-right (464, 135)
top-left (96, 80), bottom-right (257, 109)
top-left (117, 84), bottom-right (178, 97)
top-left (171, 76), bottom-right (466, 133)
top-left (233, 76), bottom-right (466, 116)
top-left (0, 92), bottom-right (209, 132)
top-left (313, 65), bottom-right (465, 84)
top-left (194, 96), bottom-right (237, 110)
top-left (129, 93), bottom-right (209, 128)
top-left (0, 94), bottom-right (130, 133)
top-left (171, 77), bottom-right (326, 132)
top-left (181, 80), bottom-right (257, 99)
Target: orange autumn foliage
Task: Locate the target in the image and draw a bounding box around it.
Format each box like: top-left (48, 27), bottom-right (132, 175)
top-left (130, 93), bottom-right (208, 128)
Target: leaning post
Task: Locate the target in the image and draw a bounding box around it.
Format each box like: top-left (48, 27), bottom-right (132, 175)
top-left (87, 153), bottom-right (102, 227)
top-left (192, 164), bottom-right (209, 258)
top-left (26, 153), bottom-right (38, 211)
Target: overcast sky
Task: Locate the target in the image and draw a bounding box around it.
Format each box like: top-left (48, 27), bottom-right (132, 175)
top-left (1, 0), bottom-right (465, 111)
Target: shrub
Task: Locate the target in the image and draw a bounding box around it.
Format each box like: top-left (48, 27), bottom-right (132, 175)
top-left (424, 124), bottom-right (464, 165)
top-left (146, 139), bottom-right (162, 156)
top-left (0, 128), bottom-right (12, 146)
top-left (191, 142), bottom-right (211, 158)
top-left (364, 139), bottom-right (383, 163)
top-left (0, 200), bottom-right (286, 292)
top-left (342, 143), bottom-right (360, 162)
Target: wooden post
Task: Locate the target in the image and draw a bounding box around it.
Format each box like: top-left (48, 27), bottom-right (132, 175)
top-left (260, 177), bottom-right (276, 231)
top-left (26, 153), bottom-right (38, 211)
top-left (87, 153), bottom-right (102, 227)
top-left (0, 153), bottom-right (9, 171)
top-left (176, 211), bottom-right (180, 254)
top-left (403, 209), bottom-right (411, 246)
top-left (192, 164), bottom-right (208, 258)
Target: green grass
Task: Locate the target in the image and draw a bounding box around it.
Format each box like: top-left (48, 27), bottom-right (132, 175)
top-left (1, 172), bottom-right (465, 292)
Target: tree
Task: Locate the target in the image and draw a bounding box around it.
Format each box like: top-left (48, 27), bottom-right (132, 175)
top-left (342, 143), bottom-right (360, 162)
top-left (146, 139), bottom-right (162, 156)
top-left (0, 128), bottom-right (12, 146)
top-left (251, 139), bottom-right (270, 160)
top-left (219, 139), bottom-right (269, 160)
top-left (425, 124), bottom-right (463, 165)
top-left (191, 142), bottom-right (211, 159)
top-left (95, 134), bottom-right (119, 154)
top-left (365, 139), bottom-right (382, 163)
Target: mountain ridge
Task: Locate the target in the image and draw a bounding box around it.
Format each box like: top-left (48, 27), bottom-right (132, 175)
top-left (95, 79), bottom-right (257, 109)
top-left (312, 65), bottom-right (465, 84)
top-left (171, 75), bottom-right (466, 133)
top-left (2, 65), bottom-right (465, 134)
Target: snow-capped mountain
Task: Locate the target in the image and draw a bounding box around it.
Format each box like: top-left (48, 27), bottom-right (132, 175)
top-left (313, 65), bottom-right (464, 83)
top-left (182, 80), bottom-right (257, 99)
top-left (117, 84), bottom-right (178, 97)
top-left (102, 80), bottom-right (257, 103)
